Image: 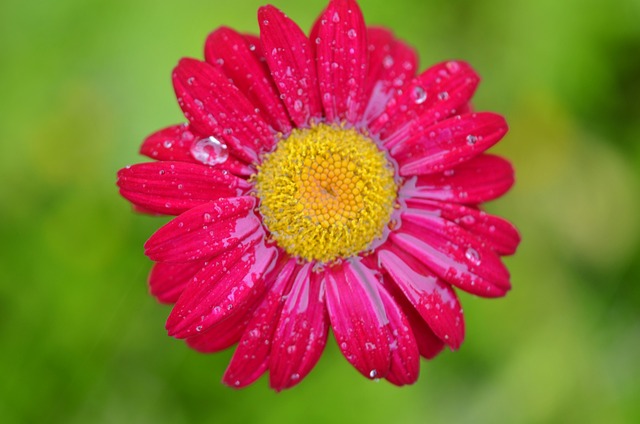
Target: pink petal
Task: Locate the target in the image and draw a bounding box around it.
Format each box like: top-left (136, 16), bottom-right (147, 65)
top-left (399, 154), bottom-right (515, 203)
top-left (144, 197), bottom-right (260, 262)
top-left (185, 295), bottom-right (258, 353)
top-left (378, 247), bottom-right (464, 349)
top-left (325, 260), bottom-right (391, 380)
top-left (390, 112), bottom-right (509, 176)
top-left (173, 58), bottom-right (277, 163)
top-left (139, 124), bottom-right (198, 162)
top-left (205, 27), bottom-right (292, 134)
top-left (363, 28), bottom-right (418, 125)
top-left (269, 268), bottom-right (329, 391)
top-left (370, 60), bottom-right (480, 140)
top-left (391, 210), bottom-right (511, 297)
top-left (117, 162), bottom-right (252, 216)
top-left (139, 124), bottom-right (254, 176)
top-left (259, 5), bottom-right (322, 127)
top-left (406, 198), bottom-right (521, 256)
top-left (376, 281), bottom-right (420, 386)
top-left (223, 258), bottom-right (300, 388)
top-left (315, 0), bottom-right (368, 124)
top-left (148, 260), bottom-right (206, 304)
top-left (404, 304), bottom-right (445, 360)
top-left (242, 34), bottom-right (264, 61)
top-left (166, 236), bottom-right (277, 338)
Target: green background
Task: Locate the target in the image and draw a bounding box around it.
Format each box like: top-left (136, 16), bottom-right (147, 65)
top-left (2, 0), bottom-right (639, 422)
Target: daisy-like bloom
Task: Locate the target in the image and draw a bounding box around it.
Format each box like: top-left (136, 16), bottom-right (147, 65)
top-left (117, 0), bottom-right (520, 390)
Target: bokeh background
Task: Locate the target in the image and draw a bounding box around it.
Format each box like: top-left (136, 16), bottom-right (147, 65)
top-left (2, 0), bottom-right (639, 422)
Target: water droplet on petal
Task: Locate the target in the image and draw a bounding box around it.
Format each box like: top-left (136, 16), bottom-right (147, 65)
top-left (369, 369), bottom-right (378, 378)
top-left (293, 99), bottom-right (303, 112)
top-left (438, 91), bottom-right (449, 100)
top-left (332, 12), bottom-right (340, 22)
top-left (347, 28), bottom-right (357, 39)
top-left (382, 55), bottom-right (394, 69)
top-left (190, 136), bottom-right (229, 166)
top-left (465, 247), bottom-right (481, 266)
top-left (466, 135), bottom-right (478, 145)
top-left (413, 86), bottom-right (427, 104)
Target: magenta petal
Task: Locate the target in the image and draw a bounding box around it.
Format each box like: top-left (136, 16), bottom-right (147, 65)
top-left (144, 197), bottom-right (260, 262)
top-left (205, 27), bottom-right (292, 134)
top-left (364, 28), bottom-right (418, 125)
top-left (117, 162), bottom-right (252, 216)
top-left (400, 154), bottom-right (515, 203)
top-left (139, 124), bottom-right (197, 162)
top-left (315, 0), bottom-right (368, 124)
top-left (391, 112), bottom-right (509, 176)
top-left (185, 296), bottom-right (258, 353)
top-left (259, 5), bottom-right (322, 127)
top-left (173, 58), bottom-right (277, 162)
top-left (269, 268), bottom-right (329, 391)
top-left (139, 124), bottom-right (254, 176)
top-left (392, 210), bottom-right (511, 297)
top-left (325, 260), bottom-right (391, 379)
top-left (376, 282), bottom-right (420, 386)
top-left (223, 258), bottom-right (300, 388)
top-left (379, 248), bottom-right (464, 349)
top-left (166, 236), bottom-right (277, 338)
top-left (406, 198), bottom-right (521, 256)
top-left (371, 60), bottom-right (480, 140)
top-left (148, 260), bottom-right (206, 304)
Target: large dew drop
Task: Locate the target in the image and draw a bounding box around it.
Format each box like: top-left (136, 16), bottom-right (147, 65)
top-left (413, 86), bottom-right (427, 104)
top-left (190, 136), bottom-right (229, 166)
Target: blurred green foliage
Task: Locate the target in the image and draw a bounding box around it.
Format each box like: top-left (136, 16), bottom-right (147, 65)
top-left (1, 0), bottom-right (639, 423)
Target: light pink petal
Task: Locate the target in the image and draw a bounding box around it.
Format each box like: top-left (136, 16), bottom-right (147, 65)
top-left (400, 154), bottom-right (515, 203)
top-left (205, 27), bottom-right (292, 134)
top-left (376, 282), bottom-right (420, 386)
top-left (148, 260), bottom-right (206, 304)
top-left (370, 60), bottom-right (480, 140)
top-left (185, 295), bottom-right (259, 353)
top-left (390, 112), bottom-right (509, 176)
top-left (363, 27), bottom-right (418, 125)
top-left (259, 5), bottom-right (322, 127)
top-left (315, 0), bottom-right (368, 124)
top-left (223, 258), bottom-right (300, 388)
top-left (269, 268), bottom-right (329, 391)
top-left (391, 210), bottom-right (511, 297)
top-left (144, 197), bottom-right (260, 262)
top-left (173, 58), bottom-right (277, 163)
top-left (378, 247), bottom-right (464, 349)
top-left (406, 198), bottom-right (521, 256)
top-left (166, 236), bottom-right (277, 338)
top-left (117, 162), bottom-right (252, 216)
top-left (325, 260), bottom-right (391, 380)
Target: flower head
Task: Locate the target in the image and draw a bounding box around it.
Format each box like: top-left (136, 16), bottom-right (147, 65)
top-left (117, 0), bottom-right (520, 390)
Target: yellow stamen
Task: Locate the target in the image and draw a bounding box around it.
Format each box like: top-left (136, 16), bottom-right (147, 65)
top-left (255, 124), bottom-right (398, 263)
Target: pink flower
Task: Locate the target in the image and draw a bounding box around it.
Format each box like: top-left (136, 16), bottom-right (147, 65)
top-left (117, 0), bottom-right (520, 391)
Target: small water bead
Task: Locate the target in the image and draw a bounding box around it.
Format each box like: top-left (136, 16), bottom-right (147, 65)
top-left (438, 91), bottom-right (449, 101)
top-left (466, 134), bottom-right (478, 145)
top-left (413, 86), bottom-right (427, 104)
top-left (163, 140), bottom-right (173, 148)
top-left (465, 247), bottom-right (481, 266)
top-left (382, 55), bottom-right (394, 69)
top-left (293, 99), bottom-right (303, 112)
top-left (347, 28), bottom-right (357, 39)
top-left (369, 369), bottom-right (378, 378)
top-left (190, 136), bottom-right (229, 166)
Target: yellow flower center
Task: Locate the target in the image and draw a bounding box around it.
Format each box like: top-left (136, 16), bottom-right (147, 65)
top-left (255, 124), bottom-right (398, 263)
